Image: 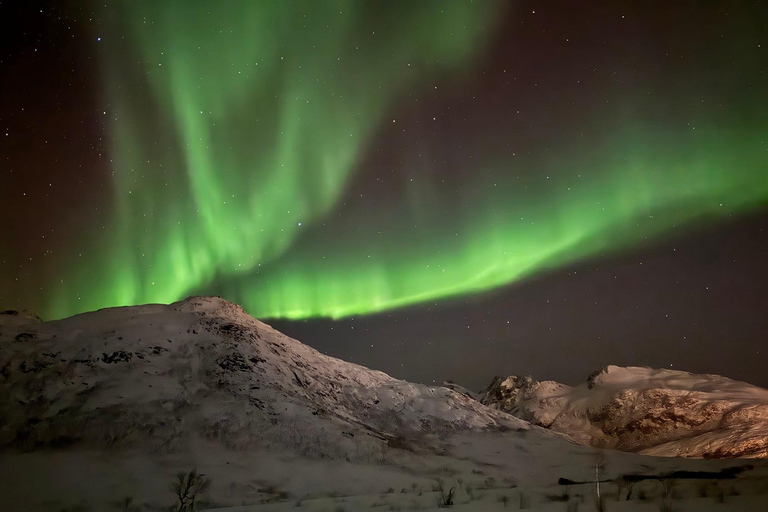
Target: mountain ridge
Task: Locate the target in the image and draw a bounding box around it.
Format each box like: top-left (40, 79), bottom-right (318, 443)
top-left (0, 296), bottom-right (528, 456)
top-left (480, 365), bottom-right (768, 458)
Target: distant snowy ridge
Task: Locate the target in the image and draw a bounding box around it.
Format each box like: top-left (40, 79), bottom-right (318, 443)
top-left (480, 365), bottom-right (768, 458)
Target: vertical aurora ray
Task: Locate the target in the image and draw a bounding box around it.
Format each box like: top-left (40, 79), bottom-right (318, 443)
top-left (48, 0), bottom-right (503, 318)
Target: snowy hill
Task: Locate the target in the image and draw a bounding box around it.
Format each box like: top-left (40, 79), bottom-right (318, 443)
top-left (481, 365), bottom-right (768, 459)
top-left (0, 296), bottom-right (525, 455)
top-left (1, 298), bottom-right (767, 511)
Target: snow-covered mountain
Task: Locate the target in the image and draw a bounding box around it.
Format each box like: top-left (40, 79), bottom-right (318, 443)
top-left (481, 365), bottom-right (768, 459)
top-left (0, 296), bottom-right (525, 457)
top-left (2, 297), bottom-right (767, 511)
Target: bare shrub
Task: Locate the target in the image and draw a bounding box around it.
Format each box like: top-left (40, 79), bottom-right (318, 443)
top-left (625, 481), bottom-right (636, 501)
top-left (171, 468), bottom-right (211, 512)
top-left (655, 478), bottom-right (678, 512)
top-left (433, 478), bottom-right (454, 508)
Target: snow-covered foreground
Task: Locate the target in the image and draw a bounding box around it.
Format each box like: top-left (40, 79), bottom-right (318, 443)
top-left (1, 297), bottom-right (767, 511)
top-left (2, 433), bottom-right (767, 511)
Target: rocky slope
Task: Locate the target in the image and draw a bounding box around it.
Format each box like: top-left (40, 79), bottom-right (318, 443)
top-left (0, 296), bottom-right (526, 460)
top-left (481, 365), bottom-right (768, 458)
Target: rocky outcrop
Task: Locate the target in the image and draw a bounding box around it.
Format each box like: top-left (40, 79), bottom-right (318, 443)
top-left (481, 365), bottom-right (768, 458)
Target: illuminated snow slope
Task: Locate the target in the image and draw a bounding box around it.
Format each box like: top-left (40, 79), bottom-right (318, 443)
top-left (0, 296), bottom-right (524, 453)
top-left (482, 365), bottom-right (768, 458)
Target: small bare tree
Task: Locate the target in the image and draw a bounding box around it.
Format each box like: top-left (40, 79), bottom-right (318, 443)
top-left (593, 453), bottom-right (606, 500)
top-left (593, 453), bottom-right (607, 512)
top-left (434, 478), bottom-right (454, 508)
top-left (445, 487), bottom-right (455, 507)
top-left (657, 478), bottom-right (676, 512)
top-left (626, 481), bottom-right (636, 501)
top-left (171, 468), bottom-right (211, 512)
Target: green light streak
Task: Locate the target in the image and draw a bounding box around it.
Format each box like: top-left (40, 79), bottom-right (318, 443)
top-left (234, 121), bottom-right (768, 319)
top-left (48, 0), bottom-right (501, 318)
top-left (47, 1), bottom-right (768, 321)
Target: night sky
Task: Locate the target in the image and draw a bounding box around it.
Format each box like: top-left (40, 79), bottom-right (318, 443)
top-left (2, 1), bottom-right (767, 391)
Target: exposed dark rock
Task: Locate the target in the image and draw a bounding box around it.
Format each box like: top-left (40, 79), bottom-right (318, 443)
top-left (101, 351), bottom-right (132, 364)
top-left (216, 352), bottom-right (252, 372)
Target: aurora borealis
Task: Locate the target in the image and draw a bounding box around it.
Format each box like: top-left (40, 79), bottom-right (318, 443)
top-left (2, 1), bottom-right (768, 387)
top-left (49, 0), bottom-right (505, 319)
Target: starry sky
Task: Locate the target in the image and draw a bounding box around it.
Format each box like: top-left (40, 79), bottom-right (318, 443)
top-left (2, 1), bottom-right (767, 390)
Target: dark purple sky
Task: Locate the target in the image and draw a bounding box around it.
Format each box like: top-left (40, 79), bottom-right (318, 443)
top-left (2, 1), bottom-right (767, 390)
